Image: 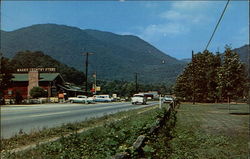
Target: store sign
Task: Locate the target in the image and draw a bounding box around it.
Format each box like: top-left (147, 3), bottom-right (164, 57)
top-left (17, 68), bottom-right (56, 72)
top-left (96, 86), bottom-right (101, 91)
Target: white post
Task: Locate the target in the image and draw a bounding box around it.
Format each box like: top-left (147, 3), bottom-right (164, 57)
top-left (159, 95), bottom-right (162, 109)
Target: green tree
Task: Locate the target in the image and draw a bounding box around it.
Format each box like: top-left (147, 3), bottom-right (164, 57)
top-left (0, 54), bottom-right (13, 104)
top-left (174, 50), bottom-right (221, 102)
top-left (30, 87), bottom-right (48, 98)
top-left (216, 47), bottom-right (247, 102)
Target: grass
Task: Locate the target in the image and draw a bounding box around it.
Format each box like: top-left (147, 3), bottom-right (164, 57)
top-left (140, 103), bottom-right (249, 158)
top-left (2, 103), bottom-right (248, 158)
top-left (1, 105), bottom-right (157, 152)
top-left (169, 103), bottom-right (249, 159)
top-left (2, 105), bottom-right (167, 159)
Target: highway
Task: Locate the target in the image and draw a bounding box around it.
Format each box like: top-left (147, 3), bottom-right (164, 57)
top-left (1, 101), bottom-right (158, 139)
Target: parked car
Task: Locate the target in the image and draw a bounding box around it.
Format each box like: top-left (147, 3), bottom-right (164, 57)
top-left (163, 96), bottom-right (174, 103)
top-left (68, 95), bottom-right (94, 104)
top-left (93, 95), bottom-right (112, 102)
top-left (86, 97), bottom-right (95, 104)
top-left (131, 94), bottom-right (147, 105)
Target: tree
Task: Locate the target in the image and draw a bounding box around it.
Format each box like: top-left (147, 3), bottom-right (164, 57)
top-left (15, 91), bottom-right (23, 104)
top-left (0, 54), bottom-right (13, 104)
top-left (216, 47), bottom-right (247, 102)
top-left (30, 87), bottom-right (48, 98)
top-left (174, 50), bottom-right (221, 102)
top-left (174, 47), bottom-right (247, 103)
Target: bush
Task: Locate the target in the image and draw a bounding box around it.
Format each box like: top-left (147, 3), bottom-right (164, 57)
top-left (15, 91), bottom-right (23, 104)
top-left (30, 87), bottom-right (48, 98)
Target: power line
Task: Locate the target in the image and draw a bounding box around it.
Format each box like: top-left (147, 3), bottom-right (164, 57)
top-left (205, 0), bottom-right (230, 51)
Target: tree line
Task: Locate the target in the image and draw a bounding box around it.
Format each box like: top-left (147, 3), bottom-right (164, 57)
top-left (96, 80), bottom-right (173, 97)
top-left (0, 51), bottom-right (173, 101)
top-left (174, 46), bottom-right (248, 103)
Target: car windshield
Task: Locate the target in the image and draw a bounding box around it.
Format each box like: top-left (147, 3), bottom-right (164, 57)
top-left (78, 96), bottom-right (86, 98)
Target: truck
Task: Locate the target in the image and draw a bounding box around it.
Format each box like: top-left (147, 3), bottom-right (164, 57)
top-left (131, 94), bottom-right (147, 105)
top-left (68, 95), bottom-right (95, 104)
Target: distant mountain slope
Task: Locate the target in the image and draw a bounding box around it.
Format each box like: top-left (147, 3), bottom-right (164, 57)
top-left (1, 24), bottom-right (185, 84)
top-left (233, 44), bottom-right (249, 65)
top-left (180, 45), bottom-right (249, 65)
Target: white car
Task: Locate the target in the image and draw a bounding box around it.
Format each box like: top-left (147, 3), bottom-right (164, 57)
top-left (93, 95), bottom-right (113, 102)
top-left (68, 95), bottom-right (95, 104)
top-left (163, 96), bottom-right (174, 103)
top-left (131, 94), bottom-right (147, 105)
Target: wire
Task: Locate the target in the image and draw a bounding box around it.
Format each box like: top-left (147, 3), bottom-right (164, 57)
top-left (205, 0), bottom-right (230, 51)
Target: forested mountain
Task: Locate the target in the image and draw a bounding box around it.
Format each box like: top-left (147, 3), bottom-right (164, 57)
top-left (1, 24), bottom-right (185, 84)
top-left (180, 44), bottom-right (249, 64)
top-left (9, 51), bottom-right (85, 85)
top-left (232, 44), bottom-right (249, 65)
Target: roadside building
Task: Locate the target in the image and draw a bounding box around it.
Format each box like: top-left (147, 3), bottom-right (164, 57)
top-left (3, 68), bottom-right (84, 102)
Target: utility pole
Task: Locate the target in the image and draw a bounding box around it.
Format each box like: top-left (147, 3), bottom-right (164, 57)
top-left (83, 51), bottom-right (94, 96)
top-left (93, 72), bottom-right (97, 94)
top-left (135, 73), bottom-right (138, 93)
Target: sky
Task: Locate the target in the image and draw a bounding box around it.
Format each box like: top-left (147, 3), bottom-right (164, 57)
top-left (1, 0), bottom-right (249, 59)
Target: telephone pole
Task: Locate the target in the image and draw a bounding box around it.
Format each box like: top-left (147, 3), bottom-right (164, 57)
top-left (135, 73), bottom-right (138, 93)
top-left (83, 51), bottom-right (94, 96)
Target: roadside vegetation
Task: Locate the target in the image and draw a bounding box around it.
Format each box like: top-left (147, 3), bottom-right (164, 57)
top-left (1, 105), bottom-right (157, 152)
top-left (174, 47), bottom-right (248, 103)
top-left (143, 103), bottom-right (249, 158)
top-left (2, 105), bottom-right (168, 158)
top-left (1, 102), bottom-right (248, 159)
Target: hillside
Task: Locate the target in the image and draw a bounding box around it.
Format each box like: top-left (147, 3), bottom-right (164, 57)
top-left (233, 44), bottom-right (249, 65)
top-left (179, 45), bottom-right (249, 66)
top-left (0, 24), bottom-right (185, 84)
top-left (9, 51), bottom-right (85, 85)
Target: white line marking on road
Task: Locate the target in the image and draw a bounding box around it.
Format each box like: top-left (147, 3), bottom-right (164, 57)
top-left (27, 111), bottom-right (72, 118)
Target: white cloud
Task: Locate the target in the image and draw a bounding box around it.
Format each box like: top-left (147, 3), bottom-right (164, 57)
top-left (139, 22), bottom-right (189, 42)
top-left (144, 23), bottom-right (188, 36)
top-left (160, 10), bottom-right (204, 24)
top-left (171, 1), bottom-right (213, 11)
top-left (139, 1), bottom-right (217, 41)
top-left (160, 1), bottom-right (216, 24)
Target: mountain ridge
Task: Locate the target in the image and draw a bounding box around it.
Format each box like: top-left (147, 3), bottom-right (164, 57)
top-left (1, 24), bottom-right (186, 84)
top-left (4, 24), bottom-right (247, 84)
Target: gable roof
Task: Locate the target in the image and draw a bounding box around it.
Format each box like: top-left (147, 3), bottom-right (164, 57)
top-left (12, 73), bottom-right (64, 82)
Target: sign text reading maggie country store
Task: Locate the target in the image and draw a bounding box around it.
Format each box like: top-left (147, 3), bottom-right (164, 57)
top-left (17, 68), bottom-right (56, 72)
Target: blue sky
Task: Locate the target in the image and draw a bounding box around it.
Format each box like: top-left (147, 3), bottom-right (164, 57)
top-left (1, 1), bottom-right (249, 59)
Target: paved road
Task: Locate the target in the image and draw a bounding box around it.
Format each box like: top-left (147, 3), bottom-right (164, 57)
top-left (1, 101), bottom-right (158, 139)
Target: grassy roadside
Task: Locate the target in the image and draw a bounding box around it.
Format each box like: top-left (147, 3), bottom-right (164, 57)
top-left (2, 105), bottom-right (167, 159)
top-left (141, 103), bottom-right (249, 158)
top-left (1, 105), bottom-right (157, 152)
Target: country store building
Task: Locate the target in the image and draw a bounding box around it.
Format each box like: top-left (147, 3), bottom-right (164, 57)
top-left (3, 68), bottom-right (84, 102)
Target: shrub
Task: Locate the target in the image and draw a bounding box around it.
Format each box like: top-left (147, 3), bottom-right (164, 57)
top-left (30, 87), bottom-right (48, 98)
